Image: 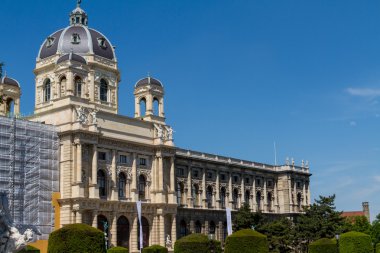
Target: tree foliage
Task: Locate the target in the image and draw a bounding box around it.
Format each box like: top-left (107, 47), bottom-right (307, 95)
top-left (256, 218), bottom-right (293, 253)
top-left (233, 203), bottom-right (264, 231)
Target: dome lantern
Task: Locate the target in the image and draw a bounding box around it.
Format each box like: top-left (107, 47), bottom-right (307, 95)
top-left (70, 0), bottom-right (88, 26)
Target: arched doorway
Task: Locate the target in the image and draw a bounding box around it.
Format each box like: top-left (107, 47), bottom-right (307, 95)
top-left (97, 215), bottom-right (109, 244)
top-left (138, 216), bottom-right (149, 249)
top-left (179, 220), bottom-right (187, 238)
top-left (117, 216), bottom-right (130, 248)
top-left (195, 220), bottom-right (202, 234)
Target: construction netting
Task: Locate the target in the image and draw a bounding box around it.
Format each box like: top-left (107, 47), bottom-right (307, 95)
top-left (0, 116), bottom-right (59, 240)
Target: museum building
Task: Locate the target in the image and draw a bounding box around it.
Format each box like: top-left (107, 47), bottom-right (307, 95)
top-left (0, 2), bottom-right (311, 253)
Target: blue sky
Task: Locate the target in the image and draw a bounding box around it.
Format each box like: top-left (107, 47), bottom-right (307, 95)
top-left (1, 0), bottom-right (380, 220)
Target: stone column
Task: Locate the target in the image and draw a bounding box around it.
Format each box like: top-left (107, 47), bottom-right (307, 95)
top-left (131, 216), bottom-right (138, 252)
top-left (111, 150), bottom-right (118, 200)
top-left (66, 71), bottom-right (74, 96)
top-left (302, 180), bottom-right (306, 206)
top-left (189, 220), bottom-right (195, 234)
top-left (131, 153), bottom-right (137, 201)
top-left (228, 172), bottom-right (232, 208)
top-left (159, 215), bottom-right (165, 246)
top-left (169, 157), bottom-right (175, 203)
top-left (76, 143), bottom-right (82, 183)
top-left (307, 182), bottom-right (311, 206)
top-left (202, 168), bottom-right (206, 208)
top-left (110, 212), bottom-right (117, 247)
top-left (146, 94), bottom-right (153, 116)
top-left (252, 177), bottom-right (256, 211)
top-left (240, 175), bottom-right (244, 208)
top-left (14, 98), bottom-right (20, 114)
top-left (75, 209), bottom-right (82, 223)
top-left (90, 144), bottom-right (98, 198)
top-left (171, 216), bottom-right (177, 247)
top-left (92, 211), bottom-right (98, 228)
top-left (135, 97), bottom-right (141, 117)
top-left (159, 98), bottom-right (165, 118)
top-left (187, 166), bottom-right (192, 207)
top-left (288, 176), bottom-right (293, 211)
top-left (157, 153), bottom-right (163, 202)
top-left (216, 171), bottom-right (220, 209)
top-left (263, 179), bottom-right (267, 212)
top-left (274, 179), bottom-right (278, 212)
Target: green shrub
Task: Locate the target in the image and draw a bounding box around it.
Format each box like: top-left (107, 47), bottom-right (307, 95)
top-left (339, 231), bottom-right (372, 253)
top-left (174, 233), bottom-right (219, 253)
top-left (48, 223), bottom-right (106, 253)
top-left (309, 238), bottom-right (337, 253)
top-left (19, 245), bottom-right (40, 253)
top-left (376, 243), bottom-right (380, 253)
top-left (209, 240), bottom-right (222, 253)
top-left (108, 246), bottom-right (129, 253)
top-left (142, 244), bottom-right (168, 253)
top-left (224, 229), bottom-right (269, 253)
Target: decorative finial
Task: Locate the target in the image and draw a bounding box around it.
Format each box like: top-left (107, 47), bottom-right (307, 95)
top-left (77, 0), bottom-right (82, 7)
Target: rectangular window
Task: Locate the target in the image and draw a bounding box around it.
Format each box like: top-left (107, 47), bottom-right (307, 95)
top-left (267, 181), bottom-right (272, 187)
top-left (257, 179), bottom-right (261, 186)
top-left (192, 170), bottom-right (199, 178)
top-left (245, 177), bottom-right (250, 184)
top-left (221, 174), bottom-right (226, 181)
top-left (207, 172), bottom-right (213, 179)
top-left (233, 176), bottom-right (238, 183)
top-left (177, 168), bottom-right (185, 176)
top-left (119, 155), bottom-right (128, 164)
top-left (139, 158), bottom-right (146, 166)
top-left (98, 152), bottom-right (106, 160)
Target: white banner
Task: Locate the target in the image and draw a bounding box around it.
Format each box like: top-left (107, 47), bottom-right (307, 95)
top-left (226, 207), bottom-right (232, 235)
top-left (137, 201), bottom-right (143, 251)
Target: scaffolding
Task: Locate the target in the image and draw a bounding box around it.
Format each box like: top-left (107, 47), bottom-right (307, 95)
top-left (0, 116), bottom-right (59, 240)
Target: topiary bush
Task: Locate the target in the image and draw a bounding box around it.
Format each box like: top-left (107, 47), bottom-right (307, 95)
top-left (174, 233), bottom-right (219, 253)
top-left (339, 231), bottom-right (372, 253)
top-left (48, 223), bottom-right (106, 253)
top-left (308, 238), bottom-right (337, 253)
top-left (19, 245), bottom-right (40, 253)
top-left (224, 229), bottom-right (269, 253)
top-left (142, 244), bottom-right (168, 253)
top-left (107, 246), bottom-right (129, 253)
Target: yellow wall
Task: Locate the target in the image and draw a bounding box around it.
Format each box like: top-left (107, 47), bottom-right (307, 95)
top-left (29, 192), bottom-right (61, 253)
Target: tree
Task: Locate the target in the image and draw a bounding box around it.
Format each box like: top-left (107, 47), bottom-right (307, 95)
top-left (341, 216), bottom-right (371, 235)
top-left (0, 62), bottom-right (4, 79)
top-left (256, 218), bottom-right (293, 253)
top-left (292, 195), bottom-right (344, 253)
top-left (233, 203), bottom-right (264, 231)
top-left (371, 213), bottom-right (380, 245)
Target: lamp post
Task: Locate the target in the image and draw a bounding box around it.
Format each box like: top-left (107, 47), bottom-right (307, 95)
top-left (335, 234), bottom-right (340, 251)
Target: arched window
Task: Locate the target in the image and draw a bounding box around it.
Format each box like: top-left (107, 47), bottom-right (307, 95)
top-left (139, 97), bottom-right (146, 117)
top-left (297, 193), bottom-right (302, 209)
top-left (206, 186), bottom-right (213, 208)
top-left (177, 182), bottom-right (185, 206)
top-left (44, 79), bottom-right (51, 102)
top-left (138, 175), bottom-right (146, 200)
top-left (179, 220), bottom-right (187, 238)
top-left (117, 216), bottom-right (130, 248)
top-left (233, 189), bottom-right (239, 209)
top-left (100, 79), bottom-right (108, 102)
top-left (267, 192), bottom-right (272, 210)
top-left (220, 187), bottom-right (226, 209)
top-left (256, 191), bottom-right (261, 211)
top-left (192, 184), bottom-right (199, 207)
top-left (209, 221), bottom-right (216, 236)
top-left (97, 170), bottom-right (106, 199)
top-left (195, 220), bottom-right (202, 234)
top-left (118, 173), bottom-right (126, 199)
top-left (59, 76), bottom-right (66, 97)
top-left (245, 190), bottom-right (250, 207)
top-left (97, 215), bottom-right (108, 235)
top-left (153, 97), bottom-right (159, 116)
top-left (5, 98), bottom-right (14, 116)
top-left (223, 222), bottom-right (228, 243)
top-left (137, 216), bottom-right (149, 249)
top-left (75, 76), bottom-right (82, 97)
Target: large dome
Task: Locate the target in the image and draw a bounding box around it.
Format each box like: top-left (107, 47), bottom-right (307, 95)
top-left (37, 5), bottom-right (116, 61)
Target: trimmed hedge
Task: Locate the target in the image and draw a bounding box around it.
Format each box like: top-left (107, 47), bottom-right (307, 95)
top-left (48, 223), bottom-right (106, 253)
top-left (107, 246), bottom-right (129, 253)
top-left (339, 231), bottom-right (372, 253)
top-left (19, 245), bottom-right (40, 253)
top-left (309, 238), bottom-right (337, 253)
top-left (142, 245), bottom-right (168, 253)
top-left (376, 243), bottom-right (380, 253)
top-left (224, 229), bottom-right (269, 253)
top-left (174, 233), bottom-right (220, 253)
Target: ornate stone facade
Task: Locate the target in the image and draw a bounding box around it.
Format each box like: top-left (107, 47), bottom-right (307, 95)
top-left (8, 2), bottom-right (312, 253)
